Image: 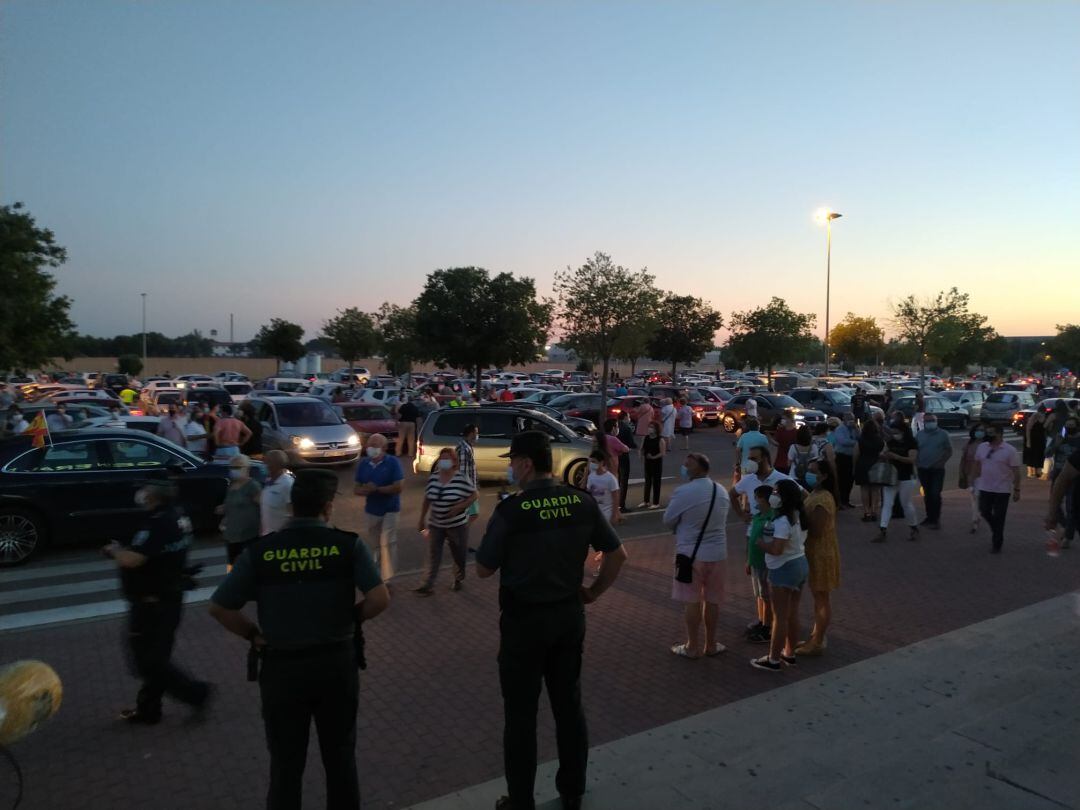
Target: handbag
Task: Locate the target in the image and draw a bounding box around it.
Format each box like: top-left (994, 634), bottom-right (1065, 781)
top-left (674, 482), bottom-right (718, 584)
top-left (868, 460), bottom-right (898, 487)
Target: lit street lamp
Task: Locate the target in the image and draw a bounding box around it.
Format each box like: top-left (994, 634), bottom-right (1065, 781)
top-left (815, 208), bottom-right (842, 376)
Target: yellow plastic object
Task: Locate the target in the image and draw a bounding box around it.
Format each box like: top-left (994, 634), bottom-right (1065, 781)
top-left (0, 660), bottom-right (62, 745)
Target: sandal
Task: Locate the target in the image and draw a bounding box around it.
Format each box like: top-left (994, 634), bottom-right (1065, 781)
top-left (705, 642), bottom-right (727, 657)
top-left (670, 643), bottom-right (700, 659)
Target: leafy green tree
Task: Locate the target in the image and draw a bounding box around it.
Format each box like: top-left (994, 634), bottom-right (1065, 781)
top-left (374, 303), bottom-right (424, 377)
top-left (890, 287), bottom-right (969, 383)
top-left (254, 318), bottom-right (305, 372)
top-left (828, 314), bottom-right (885, 366)
top-left (645, 294), bottom-right (723, 378)
top-left (1048, 324), bottom-right (1080, 372)
top-left (0, 203), bottom-right (77, 371)
top-left (726, 298), bottom-right (816, 389)
top-left (413, 268), bottom-right (552, 387)
top-left (881, 338), bottom-right (919, 369)
top-left (322, 308), bottom-right (377, 374)
top-left (117, 354), bottom-right (143, 376)
top-left (614, 313), bottom-right (659, 378)
top-left (931, 308), bottom-right (1001, 373)
top-left (555, 252), bottom-right (660, 406)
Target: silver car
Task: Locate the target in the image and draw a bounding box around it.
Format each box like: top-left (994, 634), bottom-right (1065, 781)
top-left (940, 389), bottom-right (985, 419)
top-left (415, 405), bottom-right (593, 486)
top-left (981, 391), bottom-right (1036, 426)
top-left (249, 395), bottom-right (360, 466)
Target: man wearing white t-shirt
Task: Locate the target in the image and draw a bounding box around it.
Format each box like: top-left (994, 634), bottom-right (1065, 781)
top-left (586, 451), bottom-right (621, 525)
top-left (260, 450), bottom-right (295, 535)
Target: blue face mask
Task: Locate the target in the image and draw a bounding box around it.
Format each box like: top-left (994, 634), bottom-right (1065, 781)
top-left (804, 471), bottom-right (818, 488)
top-left (679, 465), bottom-right (689, 481)
top-left (924, 422), bottom-right (938, 432)
top-left (974, 430), bottom-right (985, 439)
top-left (506, 464), bottom-right (515, 485)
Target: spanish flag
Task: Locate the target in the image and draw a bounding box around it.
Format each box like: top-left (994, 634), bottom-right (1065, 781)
top-left (24, 411), bottom-right (50, 448)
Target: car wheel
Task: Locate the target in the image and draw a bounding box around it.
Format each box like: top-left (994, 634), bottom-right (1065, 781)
top-left (722, 415), bottom-right (737, 433)
top-left (0, 508), bottom-right (48, 567)
top-left (565, 459), bottom-right (588, 489)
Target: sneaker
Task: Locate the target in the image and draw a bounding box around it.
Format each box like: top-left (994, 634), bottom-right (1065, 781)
top-left (636, 502), bottom-right (649, 509)
top-left (780, 654), bottom-right (797, 667)
top-left (750, 656), bottom-right (782, 672)
top-left (649, 503), bottom-right (661, 510)
top-left (747, 627), bottom-right (771, 644)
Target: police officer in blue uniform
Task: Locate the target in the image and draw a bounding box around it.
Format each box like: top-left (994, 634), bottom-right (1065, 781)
top-left (209, 468), bottom-right (390, 810)
top-left (476, 431), bottom-right (628, 810)
top-left (103, 481), bottom-right (211, 724)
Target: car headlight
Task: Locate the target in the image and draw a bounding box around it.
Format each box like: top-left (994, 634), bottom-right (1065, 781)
top-left (347, 434), bottom-right (359, 446)
top-left (291, 436), bottom-right (315, 450)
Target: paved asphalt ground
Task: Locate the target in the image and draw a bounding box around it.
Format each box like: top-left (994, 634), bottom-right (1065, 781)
top-left (5, 425), bottom-right (1075, 809)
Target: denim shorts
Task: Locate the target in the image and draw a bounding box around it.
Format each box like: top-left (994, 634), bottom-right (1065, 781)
top-left (750, 565), bottom-right (770, 601)
top-left (768, 556), bottom-right (809, 591)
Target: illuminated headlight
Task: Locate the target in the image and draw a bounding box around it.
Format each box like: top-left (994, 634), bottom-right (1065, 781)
top-left (291, 436), bottom-right (315, 450)
top-left (346, 434), bottom-right (359, 446)
top-left (176, 382), bottom-right (186, 388)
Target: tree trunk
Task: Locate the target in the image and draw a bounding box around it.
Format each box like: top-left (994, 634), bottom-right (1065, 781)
top-left (767, 361), bottom-right (773, 392)
top-left (599, 356), bottom-right (610, 430)
top-left (630, 357), bottom-right (637, 376)
top-left (476, 363), bottom-right (482, 401)
top-left (671, 360), bottom-right (677, 379)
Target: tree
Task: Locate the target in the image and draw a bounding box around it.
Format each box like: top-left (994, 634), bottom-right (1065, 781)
top-left (645, 294), bottom-right (723, 378)
top-left (0, 203), bottom-right (77, 371)
top-left (613, 312), bottom-right (659, 377)
top-left (932, 310), bottom-right (1001, 373)
top-left (413, 267), bottom-right (552, 389)
top-left (1048, 324), bottom-right (1080, 372)
top-left (555, 252), bottom-right (660, 408)
top-left (322, 308), bottom-right (377, 373)
top-left (374, 302), bottom-right (424, 377)
top-left (890, 287), bottom-right (969, 384)
top-left (828, 314), bottom-right (885, 366)
top-left (117, 354), bottom-right (143, 376)
top-left (881, 338), bottom-right (919, 369)
top-left (726, 298), bottom-right (816, 389)
top-left (254, 318), bottom-right (305, 372)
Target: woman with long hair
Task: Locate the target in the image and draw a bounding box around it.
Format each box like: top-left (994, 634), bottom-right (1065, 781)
top-left (853, 418), bottom-right (884, 522)
top-left (873, 414), bottom-right (920, 543)
top-left (798, 458), bottom-right (840, 656)
top-left (751, 479), bottom-right (808, 672)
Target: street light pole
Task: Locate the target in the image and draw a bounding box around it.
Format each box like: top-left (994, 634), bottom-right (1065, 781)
top-left (141, 293), bottom-right (147, 372)
top-left (817, 210), bottom-right (842, 376)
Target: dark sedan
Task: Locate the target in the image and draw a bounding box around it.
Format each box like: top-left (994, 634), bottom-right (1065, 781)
top-left (722, 394), bottom-right (826, 432)
top-left (888, 395), bottom-right (969, 430)
top-left (0, 430), bottom-right (236, 565)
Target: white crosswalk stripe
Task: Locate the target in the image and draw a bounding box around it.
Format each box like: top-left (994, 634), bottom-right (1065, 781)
top-left (0, 545), bottom-right (228, 632)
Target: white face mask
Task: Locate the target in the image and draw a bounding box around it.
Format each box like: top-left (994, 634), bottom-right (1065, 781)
top-left (366, 446), bottom-right (383, 458)
top-left (229, 468), bottom-right (247, 480)
top-left (436, 458), bottom-right (453, 471)
top-left (742, 459), bottom-right (759, 476)
top-left (768, 494), bottom-right (782, 509)
top-left (588, 461), bottom-right (599, 473)
top-left (134, 489), bottom-right (149, 507)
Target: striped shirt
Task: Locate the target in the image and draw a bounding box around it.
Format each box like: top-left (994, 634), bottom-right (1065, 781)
top-left (456, 440), bottom-right (477, 487)
top-left (425, 471), bottom-right (476, 528)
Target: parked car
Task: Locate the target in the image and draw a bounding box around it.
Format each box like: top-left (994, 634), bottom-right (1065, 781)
top-left (479, 401), bottom-right (595, 437)
top-left (788, 388), bottom-right (854, 419)
top-left (888, 395), bottom-right (969, 430)
top-left (252, 377), bottom-right (311, 394)
top-left (213, 371), bottom-right (250, 382)
top-left (335, 402), bottom-right (399, 453)
top-left (0, 429), bottom-right (238, 565)
top-left (173, 374), bottom-right (216, 389)
top-left (519, 390), bottom-right (572, 406)
top-left (647, 387), bottom-right (722, 426)
top-left (14, 402), bottom-right (118, 424)
top-left (329, 367), bottom-right (372, 385)
top-left (415, 405), bottom-right (593, 485)
top-left (142, 388), bottom-right (186, 416)
top-left (101, 374), bottom-right (131, 394)
top-left (1011, 398), bottom-right (1080, 434)
top-left (179, 387), bottom-right (235, 410)
top-left (72, 415), bottom-right (164, 434)
top-left (981, 391), bottom-right (1037, 426)
top-left (722, 394), bottom-right (826, 432)
top-left (221, 381), bottom-right (253, 404)
top-left (547, 393), bottom-right (606, 427)
top-left (249, 395), bottom-right (360, 466)
top-left (940, 389), bottom-right (985, 419)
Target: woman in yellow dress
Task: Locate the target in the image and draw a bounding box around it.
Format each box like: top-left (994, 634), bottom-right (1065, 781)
top-left (798, 457), bottom-right (841, 656)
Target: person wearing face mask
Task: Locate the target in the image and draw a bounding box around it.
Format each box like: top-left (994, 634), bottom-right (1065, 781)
top-left (586, 450), bottom-right (621, 526)
top-left (215, 454), bottom-right (262, 567)
top-left (209, 468), bottom-right (389, 810)
top-left (972, 424), bottom-right (1021, 553)
top-left (353, 433), bottom-right (404, 584)
top-left (415, 448), bottom-right (477, 595)
top-left (476, 431), bottom-right (627, 810)
top-left (915, 414), bottom-right (953, 530)
top-left (1047, 417), bottom-right (1080, 545)
top-left (638, 421), bottom-right (666, 509)
top-left (103, 482), bottom-right (211, 725)
top-left (832, 415), bottom-right (859, 508)
top-left (798, 459), bottom-right (840, 657)
top-left (7, 408), bottom-right (29, 437)
top-left (733, 417), bottom-right (772, 486)
top-left (959, 424), bottom-right (988, 533)
top-left (156, 406), bottom-right (187, 448)
top-left (873, 415), bottom-right (920, 542)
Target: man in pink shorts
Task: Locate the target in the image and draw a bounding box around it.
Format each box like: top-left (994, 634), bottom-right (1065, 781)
top-left (663, 452), bottom-right (731, 658)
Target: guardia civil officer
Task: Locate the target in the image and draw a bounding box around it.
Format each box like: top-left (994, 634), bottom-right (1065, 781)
top-left (476, 431), bottom-right (628, 810)
top-left (209, 468), bottom-right (390, 810)
top-left (103, 481), bottom-right (211, 724)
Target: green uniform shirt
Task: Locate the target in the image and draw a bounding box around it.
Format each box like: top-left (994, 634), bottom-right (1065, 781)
top-left (211, 517), bottom-right (382, 650)
top-left (747, 509), bottom-right (774, 570)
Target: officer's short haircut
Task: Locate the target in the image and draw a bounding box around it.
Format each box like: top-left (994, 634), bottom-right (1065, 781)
top-left (462, 423), bottom-right (477, 436)
top-left (291, 469), bottom-right (338, 517)
top-left (687, 452), bottom-right (710, 472)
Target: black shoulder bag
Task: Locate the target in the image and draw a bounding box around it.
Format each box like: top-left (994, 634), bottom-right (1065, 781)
top-left (674, 482), bottom-right (718, 584)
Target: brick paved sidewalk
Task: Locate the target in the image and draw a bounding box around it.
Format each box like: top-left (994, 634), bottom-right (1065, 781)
top-left (2, 477), bottom-right (1077, 810)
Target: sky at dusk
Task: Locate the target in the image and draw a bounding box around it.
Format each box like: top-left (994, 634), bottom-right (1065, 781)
top-left (3, 1), bottom-right (1078, 344)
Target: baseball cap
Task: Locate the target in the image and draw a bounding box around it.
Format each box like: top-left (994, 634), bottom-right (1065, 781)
top-left (498, 430), bottom-right (551, 464)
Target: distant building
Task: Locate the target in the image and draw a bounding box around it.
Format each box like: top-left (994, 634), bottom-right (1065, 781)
top-left (211, 341), bottom-right (252, 358)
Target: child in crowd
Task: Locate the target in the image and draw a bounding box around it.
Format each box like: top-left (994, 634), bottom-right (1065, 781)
top-left (587, 450), bottom-right (621, 575)
top-left (745, 485), bottom-right (774, 643)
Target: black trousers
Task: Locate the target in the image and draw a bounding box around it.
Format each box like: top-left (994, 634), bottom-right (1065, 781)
top-left (836, 453), bottom-right (854, 505)
top-left (642, 458), bottom-right (663, 505)
top-left (127, 597), bottom-right (208, 719)
top-left (979, 491), bottom-right (1011, 551)
top-left (260, 645), bottom-right (360, 810)
top-left (617, 454), bottom-right (630, 509)
top-left (499, 600), bottom-right (588, 810)
top-left (918, 467), bottom-right (946, 523)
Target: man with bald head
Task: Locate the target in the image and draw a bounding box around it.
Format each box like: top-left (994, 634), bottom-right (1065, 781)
top-left (261, 449), bottom-right (295, 536)
top-left (353, 433), bottom-right (404, 584)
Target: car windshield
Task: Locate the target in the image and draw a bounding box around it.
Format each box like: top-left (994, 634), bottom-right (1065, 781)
top-left (985, 393), bottom-right (1015, 404)
top-left (276, 402), bottom-right (342, 427)
top-left (766, 395), bottom-right (802, 408)
top-left (941, 391), bottom-right (965, 401)
top-left (340, 405), bottom-right (392, 421)
top-left (158, 393), bottom-right (183, 404)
